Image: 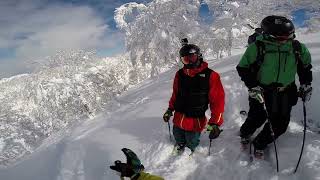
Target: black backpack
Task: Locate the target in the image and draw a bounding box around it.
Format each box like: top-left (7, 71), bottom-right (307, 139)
top-left (247, 28), bottom-right (263, 45)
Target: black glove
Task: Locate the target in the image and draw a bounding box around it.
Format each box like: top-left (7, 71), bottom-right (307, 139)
top-left (163, 108), bottom-right (173, 122)
top-left (110, 160), bottom-right (135, 177)
top-left (299, 84), bottom-right (312, 102)
top-left (207, 124), bottom-right (221, 140)
top-left (248, 86), bottom-right (264, 103)
top-left (110, 148), bottom-right (144, 178)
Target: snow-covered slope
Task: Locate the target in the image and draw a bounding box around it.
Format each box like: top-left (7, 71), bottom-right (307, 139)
top-left (0, 32), bottom-right (319, 180)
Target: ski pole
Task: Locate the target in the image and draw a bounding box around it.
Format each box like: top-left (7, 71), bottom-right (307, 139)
top-left (208, 130), bottom-right (222, 156)
top-left (168, 122), bottom-right (172, 142)
top-left (260, 95), bottom-right (279, 172)
top-left (294, 100), bottom-right (307, 173)
top-left (208, 139), bottom-right (212, 156)
top-left (265, 104), bottom-right (279, 172)
top-left (249, 142), bottom-right (253, 161)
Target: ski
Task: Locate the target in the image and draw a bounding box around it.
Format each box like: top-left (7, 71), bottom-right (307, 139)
top-left (170, 144), bottom-right (199, 159)
top-left (239, 140), bottom-right (254, 164)
top-left (171, 144), bottom-right (185, 156)
top-left (171, 144), bottom-right (179, 155)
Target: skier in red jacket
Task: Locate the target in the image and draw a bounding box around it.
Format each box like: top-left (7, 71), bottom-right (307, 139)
top-left (163, 43), bottom-right (225, 153)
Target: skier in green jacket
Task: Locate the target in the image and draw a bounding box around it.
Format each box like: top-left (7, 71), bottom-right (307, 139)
top-left (237, 15), bottom-right (313, 159)
top-left (110, 148), bottom-right (164, 180)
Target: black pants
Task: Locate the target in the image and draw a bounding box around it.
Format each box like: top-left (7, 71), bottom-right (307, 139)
top-left (240, 84), bottom-right (298, 150)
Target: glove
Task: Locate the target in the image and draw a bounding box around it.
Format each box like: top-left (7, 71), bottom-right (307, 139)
top-left (248, 86), bottom-right (264, 103)
top-left (163, 108), bottom-right (173, 122)
top-left (299, 84), bottom-right (312, 102)
top-left (110, 160), bottom-right (135, 177)
top-left (207, 124), bottom-right (221, 140)
top-left (110, 148), bottom-right (144, 178)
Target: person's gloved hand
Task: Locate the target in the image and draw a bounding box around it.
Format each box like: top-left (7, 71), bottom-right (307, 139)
top-left (110, 148), bottom-right (144, 178)
top-left (248, 86), bottom-right (264, 103)
top-left (110, 160), bottom-right (135, 177)
top-left (299, 84), bottom-right (312, 102)
top-left (207, 124), bottom-right (222, 140)
top-left (163, 108), bottom-right (173, 122)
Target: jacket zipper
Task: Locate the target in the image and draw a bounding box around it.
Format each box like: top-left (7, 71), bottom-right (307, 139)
top-left (216, 113), bottom-right (222, 124)
top-left (283, 53), bottom-right (288, 72)
top-left (196, 118), bottom-right (201, 129)
top-left (180, 114), bottom-right (185, 128)
top-left (276, 46), bottom-right (281, 82)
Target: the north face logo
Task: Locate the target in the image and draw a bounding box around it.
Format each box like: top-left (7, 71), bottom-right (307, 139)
top-left (199, 74), bottom-right (205, 77)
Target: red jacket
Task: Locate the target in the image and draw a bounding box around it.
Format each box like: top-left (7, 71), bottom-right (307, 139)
top-left (168, 62), bottom-right (225, 132)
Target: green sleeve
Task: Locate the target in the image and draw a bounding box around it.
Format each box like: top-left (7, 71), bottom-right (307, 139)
top-left (300, 43), bottom-right (312, 66)
top-left (237, 43), bottom-right (258, 68)
top-left (137, 172), bottom-right (164, 180)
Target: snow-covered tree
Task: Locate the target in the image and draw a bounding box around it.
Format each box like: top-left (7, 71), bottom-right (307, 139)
top-left (206, 0), bottom-right (320, 33)
top-left (0, 51), bottom-right (132, 165)
top-left (115, 0), bottom-right (236, 78)
top-left (114, 0), bottom-right (320, 78)
top-left (115, 1), bottom-right (203, 78)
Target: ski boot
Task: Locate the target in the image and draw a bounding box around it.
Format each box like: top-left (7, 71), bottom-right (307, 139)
top-left (172, 144), bottom-right (185, 155)
top-left (240, 136), bottom-right (251, 151)
top-left (253, 148), bottom-right (265, 160)
top-left (188, 147), bottom-right (195, 157)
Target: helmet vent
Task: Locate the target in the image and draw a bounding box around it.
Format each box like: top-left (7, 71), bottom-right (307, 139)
top-left (189, 48), bottom-right (197, 54)
top-left (275, 18), bottom-right (283, 24)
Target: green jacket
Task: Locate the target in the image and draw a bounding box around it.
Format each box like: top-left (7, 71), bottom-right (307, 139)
top-left (136, 172), bottom-right (164, 180)
top-left (237, 35), bottom-right (312, 87)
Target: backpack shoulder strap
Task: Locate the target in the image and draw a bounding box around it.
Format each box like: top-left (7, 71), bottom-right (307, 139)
top-left (177, 69), bottom-right (184, 93)
top-left (255, 40), bottom-right (266, 67)
top-left (198, 67), bottom-right (212, 82)
top-left (178, 68), bottom-right (184, 77)
top-left (292, 40), bottom-right (302, 65)
top-left (201, 68), bottom-right (212, 91)
top-left (203, 67), bottom-right (213, 76)
top-left (205, 68), bottom-right (213, 85)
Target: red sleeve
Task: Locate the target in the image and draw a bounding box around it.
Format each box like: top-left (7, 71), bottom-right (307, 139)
top-left (208, 71), bottom-right (225, 126)
top-left (168, 71), bottom-right (179, 110)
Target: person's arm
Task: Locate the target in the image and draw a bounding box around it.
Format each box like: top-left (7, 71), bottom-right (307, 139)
top-left (298, 43), bottom-right (312, 85)
top-left (236, 44), bottom-right (259, 89)
top-left (136, 171), bottom-right (164, 180)
top-left (208, 71), bottom-right (225, 126)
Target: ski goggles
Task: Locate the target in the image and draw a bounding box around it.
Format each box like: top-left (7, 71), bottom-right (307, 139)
top-left (180, 54), bottom-right (198, 65)
top-left (270, 33), bottom-right (295, 41)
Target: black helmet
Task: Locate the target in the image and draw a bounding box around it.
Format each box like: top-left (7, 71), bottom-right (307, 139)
top-left (261, 15), bottom-right (295, 40)
top-left (179, 44), bottom-right (200, 57)
top-left (179, 44), bottom-right (202, 69)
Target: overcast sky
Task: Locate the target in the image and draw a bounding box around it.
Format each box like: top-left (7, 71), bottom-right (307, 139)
top-left (0, 0), bottom-right (150, 78)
